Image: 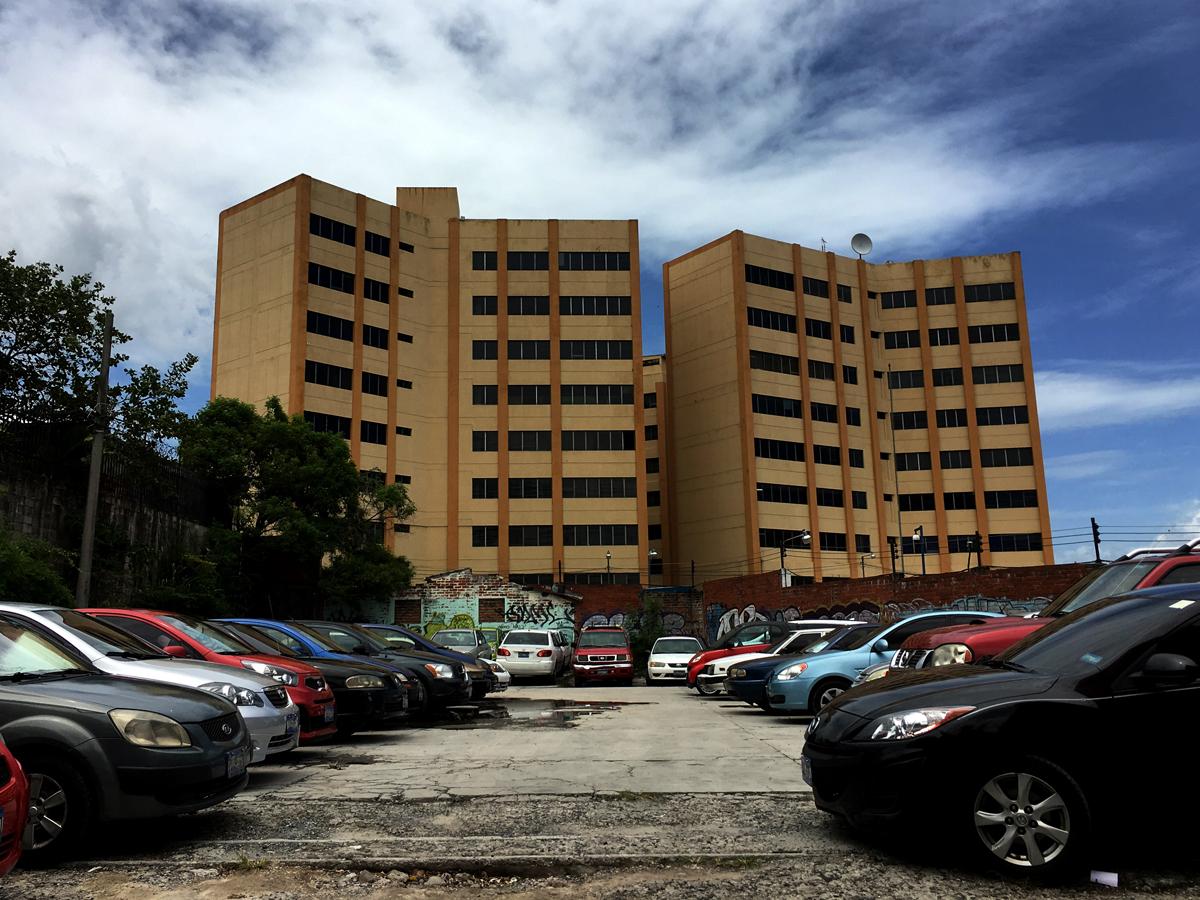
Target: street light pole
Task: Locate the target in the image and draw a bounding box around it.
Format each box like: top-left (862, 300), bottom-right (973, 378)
top-left (860, 553), bottom-right (876, 578)
top-left (913, 525), bottom-right (926, 576)
top-left (605, 550), bottom-right (612, 583)
top-left (779, 529), bottom-right (812, 587)
top-left (76, 310), bottom-right (114, 608)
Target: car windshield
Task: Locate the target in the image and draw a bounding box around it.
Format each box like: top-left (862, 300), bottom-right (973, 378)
top-left (303, 623), bottom-right (378, 653)
top-left (216, 622), bottom-right (300, 658)
top-left (579, 631), bottom-right (627, 648)
top-left (653, 638), bottom-right (702, 654)
top-left (1042, 561), bottom-right (1157, 617)
top-left (0, 620), bottom-right (88, 677)
top-left (371, 628), bottom-right (418, 649)
top-left (436, 631), bottom-right (477, 647)
top-left (827, 623), bottom-right (888, 651)
top-left (37, 608), bottom-right (165, 658)
top-left (290, 623), bottom-right (352, 653)
top-left (503, 631), bottom-right (549, 645)
top-left (159, 614), bottom-right (256, 654)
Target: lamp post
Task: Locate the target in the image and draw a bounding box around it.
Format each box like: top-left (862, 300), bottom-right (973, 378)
top-left (779, 529), bottom-right (812, 587)
top-left (860, 553), bottom-right (876, 578)
top-left (648, 548), bottom-right (659, 584)
top-left (605, 550), bottom-right (612, 583)
top-left (913, 525), bottom-right (926, 576)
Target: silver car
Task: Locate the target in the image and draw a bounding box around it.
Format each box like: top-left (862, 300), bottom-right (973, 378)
top-left (0, 603), bottom-right (298, 763)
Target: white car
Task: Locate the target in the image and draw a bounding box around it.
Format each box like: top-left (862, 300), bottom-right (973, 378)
top-left (484, 658), bottom-right (511, 691)
top-left (0, 602), bottom-right (299, 763)
top-left (696, 620), bottom-right (866, 695)
top-left (497, 629), bottom-right (571, 679)
top-left (646, 636), bottom-right (704, 684)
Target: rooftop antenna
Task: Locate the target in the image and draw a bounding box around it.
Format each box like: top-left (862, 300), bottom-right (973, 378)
top-left (820, 237), bottom-right (827, 252)
top-left (850, 233), bottom-right (873, 259)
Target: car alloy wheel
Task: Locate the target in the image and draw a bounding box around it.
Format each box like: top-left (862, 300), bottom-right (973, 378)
top-left (814, 683), bottom-right (847, 710)
top-left (25, 772), bottom-right (69, 850)
top-left (974, 771), bottom-right (1071, 868)
top-left (696, 680), bottom-right (721, 696)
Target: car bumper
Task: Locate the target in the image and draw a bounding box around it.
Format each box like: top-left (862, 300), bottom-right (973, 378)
top-left (289, 691), bottom-right (338, 743)
top-left (242, 703), bottom-right (299, 763)
top-left (647, 667), bottom-right (688, 682)
top-left (111, 733), bottom-right (253, 819)
top-left (727, 677), bottom-right (771, 705)
top-left (501, 656), bottom-right (557, 676)
top-left (761, 675), bottom-right (816, 711)
top-left (574, 662), bottom-right (633, 682)
top-left (802, 737), bottom-right (934, 829)
top-left (0, 774), bottom-right (28, 876)
top-left (696, 672), bottom-right (729, 689)
top-left (333, 686), bottom-right (409, 727)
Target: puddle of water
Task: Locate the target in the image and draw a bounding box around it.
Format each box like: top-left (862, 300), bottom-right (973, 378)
top-left (434, 698), bottom-right (637, 729)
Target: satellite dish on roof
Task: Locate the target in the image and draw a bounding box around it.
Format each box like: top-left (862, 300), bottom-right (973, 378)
top-left (850, 233), bottom-right (873, 258)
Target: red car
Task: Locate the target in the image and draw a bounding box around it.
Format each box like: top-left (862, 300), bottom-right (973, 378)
top-left (0, 736), bottom-right (27, 876)
top-left (892, 539), bottom-right (1200, 671)
top-left (81, 608), bottom-right (338, 744)
top-left (687, 619), bottom-right (810, 687)
top-left (573, 626), bottom-right (634, 686)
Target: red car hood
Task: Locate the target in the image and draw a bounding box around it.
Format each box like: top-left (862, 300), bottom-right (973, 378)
top-left (900, 616), bottom-right (1047, 655)
top-left (577, 645), bottom-right (628, 655)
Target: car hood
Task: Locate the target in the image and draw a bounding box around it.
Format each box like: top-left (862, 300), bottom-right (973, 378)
top-left (298, 657), bottom-right (399, 681)
top-left (712, 650), bottom-right (771, 670)
top-left (649, 652), bottom-right (696, 664)
top-left (93, 656), bottom-right (278, 691)
top-left (1, 672), bottom-right (235, 722)
top-left (576, 645), bottom-right (628, 654)
top-left (899, 617), bottom-right (1044, 651)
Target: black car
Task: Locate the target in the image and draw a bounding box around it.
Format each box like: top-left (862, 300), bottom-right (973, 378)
top-left (0, 612), bottom-right (251, 860)
top-left (360, 623), bottom-right (498, 700)
top-left (801, 585), bottom-right (1200, 879)
top-left (211, 620), bottom-right (409, 736)
top-left (298, 621), bottom-right (473, 712)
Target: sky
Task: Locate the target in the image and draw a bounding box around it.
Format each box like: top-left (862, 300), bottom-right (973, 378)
top-left (1, 0), bottom-right (1198, 563)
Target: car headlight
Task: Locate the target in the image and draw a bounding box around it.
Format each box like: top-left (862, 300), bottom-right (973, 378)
top-left (199, 682), bottom-right (265, 707)
top-left (688, 654), bottom-right (701, 665)
top-left (861, 667), bottom-right (890, 683)
top-left (109, 709), bottom-right (191, 748)
top-left (345, 674), bottom-right (386, 689)
top-left (869, 706), bottom-right (975, 741)
top-left (241, 660), bottom-right (299, 685)
top-left (424, 663), bottom-right (455, 679)
top-left (929, 643), bottom-right (973, 666)
top-left (729, 667), bottom-right (746, 679)
top-left (774, 662), bottom-right (809, 681)
top-left (649, 661), bottom-right (665, 668)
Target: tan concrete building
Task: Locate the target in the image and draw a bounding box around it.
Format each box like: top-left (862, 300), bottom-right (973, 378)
top-left (641, 354), bottom-right (668, 584)
top-left (662, 231), bottom-right (1052, 583)
top-left (212, 175), bottom-right (649, 584)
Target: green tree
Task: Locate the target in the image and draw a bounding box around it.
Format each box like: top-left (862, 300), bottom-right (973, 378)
top-left (0, 528), bottom-right (72, 606)
top-left (624, 593), bottom-right (665, 675)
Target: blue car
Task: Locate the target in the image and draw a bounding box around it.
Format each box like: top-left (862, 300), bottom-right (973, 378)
top-left (727, 610), bottom-right (1002, 714)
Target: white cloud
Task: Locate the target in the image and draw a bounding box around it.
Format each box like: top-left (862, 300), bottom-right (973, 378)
top-left (1036, 367), bottom-right (1200, 432)
top-left (1044, 449), bottom-right (1127, 481)
top-left (0, 0), bottom-right (1180, 396)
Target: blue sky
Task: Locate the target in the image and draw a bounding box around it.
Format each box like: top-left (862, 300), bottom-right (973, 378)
top-left (0, 0), bottom-right (1197, 562)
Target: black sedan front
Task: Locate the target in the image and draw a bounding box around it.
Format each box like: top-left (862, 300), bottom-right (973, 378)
top-left (802, 586), bottom-right (1200, 880)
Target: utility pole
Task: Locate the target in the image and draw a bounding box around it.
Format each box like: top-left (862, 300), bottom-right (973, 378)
top-left (1091, 517), bottom-right (1101, 563)
top-left (913, 525), bottom-right (926, 576)
top-left (76, 310), bottom-right (114, 608)
top-left (887, 365), bottom-right (904, 576)
top-left (690, 559), bottom-right (695, 589)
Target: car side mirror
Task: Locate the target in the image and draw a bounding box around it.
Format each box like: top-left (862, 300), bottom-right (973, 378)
top-left (163, 645), bottom-right (190, 659)
top-left (872, 639), bottom-right (890, 654)
top-left (1136, 652), bottom-right (1199, 686)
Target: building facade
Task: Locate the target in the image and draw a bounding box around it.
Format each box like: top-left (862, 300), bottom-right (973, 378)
top-left (662, 230), bottom-right (1052, 583)
top-left (212, 175), bottom-right (649, 584)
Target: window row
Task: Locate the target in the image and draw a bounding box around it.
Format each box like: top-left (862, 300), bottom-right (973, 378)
top-left (892, 406), bottom-right (1029, 429)
top-left (467, 430), bottom-right (631, 451)
top-left (471, 477), bottom-right (642, 500)
top-left (471, 251), bottom-right (631, 271)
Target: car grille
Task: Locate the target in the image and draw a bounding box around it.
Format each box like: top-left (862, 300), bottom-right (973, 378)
top-left (580, 654), bottom-right (617, 663)
top-left (264, 686), bottom-right (289, 708)
top-left (305, 675), bottom-right (327, 692)
top-left (200, 712), bottom-right (241, 743)
top-left (891, 648), bottom-right (930, 669)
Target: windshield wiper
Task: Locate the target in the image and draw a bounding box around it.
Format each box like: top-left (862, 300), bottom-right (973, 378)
top-left (106, 650), bottom-right (163, 660)
top-left (986, 658), bottom-right (1033, 673)
top-left (0, 669), bottom-right (88, 682)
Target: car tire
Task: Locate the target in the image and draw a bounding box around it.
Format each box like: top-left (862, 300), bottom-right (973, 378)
top-left (471, 683), bottom-right (489, 701)
top-left (964, 756), bottom-right (1090, 881)
top-left (808, 678), bottom-right (852, 715)
top-left (756, 701), bottom-right (778, 714)
top-left (695, 680), bottom-right (721, 697)
top-left (21, 754), bottom-right (95, 863)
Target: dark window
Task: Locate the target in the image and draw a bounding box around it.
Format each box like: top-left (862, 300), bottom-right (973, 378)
top-left (398, 241), bottom-right (415, 254)
top-left (805, 318), bottom-right (832, 340)
top-left (308, 262), bottom-right (354, 294)
top-left (752, 394), bottom-right (802, 418)
top-left (563, 524), bottom-right (639, 545)
top-left (363, 277), bottom-right (390, 304)
top-left (754, 437), bottom-right (805, 462)
top-left (508, 384), bottom-right (551, 405)
top-left (561, 430), bottom-right (636, 451)
top-left (943, 491), bottom-right (977, 510)
top-left (649, 555), bottom-right (663, 575)
top-left (809, 359), bottom-right (835, 381)
top-left (902, 535), bottom-right (940, 554)
top-left (744, 263), bottom-right (794, 292)
top-left (888, 369), bottom-right (924, 389)
top-left (880, 290), bottom-right (917, 309)
top-left (306, 310), bottom-right (354, 341)
top-left (842, 364), bottom-right (858, 384)
top-left (940, 448), bottom-right (972, 469)
top-left (472, 251), bottom-right (497, 271)
top-left (937, 408), bottom-right (969, 428)
top-left (507, 251), bottom-right (549, 271)
top-left (820, 532), bottom-right (848, 552)
top-left (394, 524), bottom-right (411, 534)
top-left (364, 231), bottom-right (390, 256)
top-left (472, 478), bottom-right (498, 499)
top-left (811, 401), bottom-right (839, 424)
top-left (892, 410), bottom-right (928, 430)
top-left (813, 444), bottom-right (841, 466)
top-left (473, 295), bottom-right (498, 315)
top-left (472, 525), bottom-right (499, 547)
top-left (852, 491), bottom-right (868, 510)
top-left (509, 478), bottom-right (552, 499)
top-left (757, 482), bottom-right (808, 505)
top-left (964, 282), bottom-right (1016, 302)
top-left (969, 323), bottom-right (1021, 344)
top-left (396, 475), bottom-right (412, 485)
top-left (899, 493), bottom-right (935, 512)
top-left (362, 325), bottom-right (389, 350)
top-left (560, 384), bottom-right (634, 405)
top-left (648, 524), bottom-right (663, 540)
top-left (846, 407), bottom-right (862, 427)
top-left (397, 332), bottom-right (414, 343)
top-left (305, 360), bottom-right (352, 390)
top-left (646, 457), bottom-right (660, 474)
top-left (360, 420), bottom-right (387, 445)
top-left (932, 367), bottom-right (964, 386)
top-left (310, 213), bottom-right (356, 246)
top-left (884, 329), bottom-right (920, 349)
top-left (509, 430), bottom-right (551, 452)
top-left (802, 276), bottom-right (829, 298)
top-left (759, 528), bottom-right (812, 549)
top-left (562, 477), bottom-right (637, 498)
top-left (1154, 565), bottom-right (1200, 586)
top-left (980, 446), bottom-right (1034, 467)
top-left (973, 363), bottom-right (1025, 384)
top-left (560, 340), bottom-right (633, 360)
top-left (750, 349), bottom-right (800, 376)
top-left (856, 533), bottom-right (872, 553)
top-left (746, 306), bottom-right (797, 333)
top-left (925, 285), bottom-right (955, 305)
top-left (816, 487), bottom-right (844, 507)
top-left (947, 534), bottom-right (976, 553)
top-left (304, 410), bottom-right (351, 438)
top-left (398, 287), bottom-right (414, 298)
top-left (396, 378), bottom-right (413, 390)
top-left (928, 327), bottom-right (960, 346)
top-left (988, 532), bottom-right (1043, 552)
top-left (473, 384), bottom-right (498, 405)
top-left (986, 489), bottom-right (1039, 509)
top-left (895, 451), bottom-right (931, 471)
top-left (395, 425), bottom-right (412, 436)
top-left (559, 251), bottom-right (630, 271)
top-left (647, 491), bottom-right (661, 507)
top-left (362, 371), bottom-right (388, 396)
top-left (840, 324), bottom-right (855, 344)
top-left (509, 340), bottom-right (551, 360)
top-left (645, 424), bottom-right (658, 441)
top-left (510, 525), bottom-right (553, 546)
top-left (560, 295), bottom-right (632, 316)
top-left (472, 430), bottom-right (498, 452)
top-left (837, 284), bottom-right (853, 303)
top-left (644, 392), bottom-right (658, 409)
top-left (472, 340), bottom-right (498, 360)
top-left (977, 405), bottom-right (1029, 426)
top-left (848, 448), bottom-right (864, 468)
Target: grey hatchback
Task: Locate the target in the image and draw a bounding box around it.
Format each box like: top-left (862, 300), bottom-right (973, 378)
top-left (0, 612), bottom-right (251, 860)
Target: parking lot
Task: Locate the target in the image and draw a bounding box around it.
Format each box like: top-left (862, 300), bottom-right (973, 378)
top-left (8, 683), bottom-right (1200, 899)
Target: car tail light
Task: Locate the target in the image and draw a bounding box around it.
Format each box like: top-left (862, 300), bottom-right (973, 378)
top-left (498, 648), bottom-right (511, 656)
top-left (537, 649), bottom-right (552, 658)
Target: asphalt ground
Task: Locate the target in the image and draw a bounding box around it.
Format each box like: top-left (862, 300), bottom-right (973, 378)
top-left (7, 683), bottom-right (1200, 898)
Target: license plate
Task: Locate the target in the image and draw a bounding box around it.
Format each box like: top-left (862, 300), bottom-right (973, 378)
top-left (285, 712), bottom-right (299, 735)
top-left (518, 652), bottom-right (530, 658)
top-left (226, 746), bottom-right (249, 779)
top-left (801, 755), bottom-right (813, 786)
top-left (595, 668), bottom-right (609, 675)
top-left (323, 704), bottom-right (336, 723)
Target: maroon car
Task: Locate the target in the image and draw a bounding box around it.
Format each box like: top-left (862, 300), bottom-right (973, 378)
top-left (573, 626), bottom-right (634, 686)
top-left (891, 539), bottom-right (1200, 670)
